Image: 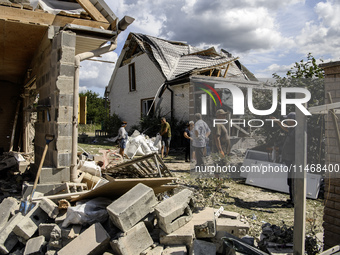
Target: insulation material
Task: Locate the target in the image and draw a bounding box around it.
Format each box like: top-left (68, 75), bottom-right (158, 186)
top-left (31, 0), bottom-right (85, 15)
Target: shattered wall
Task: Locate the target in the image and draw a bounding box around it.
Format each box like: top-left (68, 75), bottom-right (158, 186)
top-left (320, 61), bottom-right (340, 249)
top-left (29, 29), bottom-right (76, 181)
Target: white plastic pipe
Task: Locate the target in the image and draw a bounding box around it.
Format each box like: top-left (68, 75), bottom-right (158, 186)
top-left (71, 41), bottom-right (117, 182)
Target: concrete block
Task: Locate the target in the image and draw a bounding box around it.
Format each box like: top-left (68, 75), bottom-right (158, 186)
top-left (107, 183), bottom-right (158, 232)
top-left (159, 222), bottom-right (194, 248)
top-left (162, 245), bottom-right (187, 255)
top-left (214, 209), bottom-right (240, 220)
top-left (39, 198), bottom-right (59, 219)
top-left (155, 189), bottom-right (194, 234)
top-left (0, 213), bottom-right (24, 254)
top-left (142, 245), bottom-right (164, 255)
top-left (192, 240), bottom-right (216, 255)
top-left (23, 236), bottom-right (45, 255)
top-left (0, 197), bottom-right (18, 230)
top-left (39, 167), bottom-right (70, 184)
top-left (13, 206), bottom-right (49, 241)
top-left (48, 225), bottom-right (62, 249)
top-left (192, 207), bottom-right (216, 238)
top-left (39, 223), bottom-right (57, 241)
top-left (58, 223), bottom-right (110, 255)
top-left (216, 218), bottom-right (250, 238)
top-left (110, 222), bottom-right (153, 255)
top-left (21, 183), bottom-right (64, 200)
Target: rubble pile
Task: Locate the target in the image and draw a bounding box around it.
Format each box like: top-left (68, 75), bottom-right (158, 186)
top-left (0, 179), bottom-right (254, 254)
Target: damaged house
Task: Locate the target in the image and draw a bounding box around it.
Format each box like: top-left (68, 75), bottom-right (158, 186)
top-left (0, 0), bottom-right (133, 182)
top-left (105, 33), bottom-right (258, 129)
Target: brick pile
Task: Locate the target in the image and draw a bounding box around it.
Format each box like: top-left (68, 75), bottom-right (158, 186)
top-left (0, 183), bottom-right (250, 255)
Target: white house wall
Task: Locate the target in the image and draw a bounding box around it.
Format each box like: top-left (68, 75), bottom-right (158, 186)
top-left (171, 83), bottom-right (190, 122)
top-left (110, 53), bottom-right (166, 129)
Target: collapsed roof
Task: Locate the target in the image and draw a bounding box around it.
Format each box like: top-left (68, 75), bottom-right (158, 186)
top-left (120, 33), bottom-right (257, 84)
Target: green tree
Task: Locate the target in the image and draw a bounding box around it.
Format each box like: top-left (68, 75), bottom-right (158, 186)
top-left (253, 53), bottom-right (325, 164)
top-left (79, 90), bottom-right (108, 124)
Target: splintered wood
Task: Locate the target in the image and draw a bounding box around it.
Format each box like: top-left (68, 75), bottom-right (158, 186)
top-left (104, 153), bottom-right (173, 178)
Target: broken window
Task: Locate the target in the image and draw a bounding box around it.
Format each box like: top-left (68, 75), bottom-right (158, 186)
top-left (129, 63), bottom-right (136, 91)
top-left (141, 98), bottom-right (154, 117)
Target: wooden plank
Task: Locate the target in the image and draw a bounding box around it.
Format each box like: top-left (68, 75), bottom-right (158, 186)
top-left (0, 5), bottom-right (110, 29)
top-left (76, 0), bottom-right (108, 22)
top-left (308, 102), bottom-right (340, 114)
top-left (72, 177), bottom-right (177, 201)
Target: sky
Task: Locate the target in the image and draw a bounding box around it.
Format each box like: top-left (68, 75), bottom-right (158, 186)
top-left (79, 0), bottom-right (340, 96)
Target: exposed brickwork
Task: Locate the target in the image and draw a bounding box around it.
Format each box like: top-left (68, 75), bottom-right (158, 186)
top-left (320, 61), bottom-right (340, 249)
top-left (29, 30), bottom-right (76, 180)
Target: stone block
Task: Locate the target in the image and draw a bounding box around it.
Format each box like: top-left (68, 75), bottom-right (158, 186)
top-left (142, 245), bottom-right (164, 255)
top-left (110, 222), bottom-right (153, 255)
top-left (39, 167), bottom-right (70, 184)
top-left (39, 223), bottom-right (57, 241)
top-left (216, 218), bottom-right (250, 238)
top-left (107, 183), bottom-right (158, 232)
top-left (39, 198), bottom-right (59, 219)
top-left (192, 240), bottom-right (216, 255)
top-left (23, 236), bottom-right (45, 255)
top-left (214, 209), bottom-right (240, 220)
top-left (55, 209), bottom-right (67, 224)
top-left (0, 197), bottom-right (18, 230)
top-left (192, 207), bottom-right (216, 238)
top-left (159, 222), bottom-right (194, 248)
top-left (58, 223), bottom-right (110, 255)
top-left (13, 206), bottom-right (49, 241)
top-left (162, 245), bottom-right (187, 255)
top-left (0, 213), bottom-right (24, 254)
top-left (21, 183), bottom-right (64, 199)
top-left (155, 189), bottom-right (194, 234)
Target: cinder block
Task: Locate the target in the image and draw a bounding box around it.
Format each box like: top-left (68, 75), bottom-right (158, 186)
top-left (142, 245), bottom-right (164, 255)
top-left (159, 222), bottom-right (194, 248)
top-left (39, 198), bottom-right (59, 219)
top-left (58, 223), bottom-right (110, 255)
top-left (0, 213), bottom-right (24, 254)
top-left (23, 236), bottom-right (45, 255)
top-left (162, 245), bottom-right (187, 255)
top-left (48, 225), bottom-right (62, 249)
top-left (155, 189), bottom-right (194, 234)
top-left (110, 222), bottom-right (153, 255)
top-left (39, 167), bottom-right (70, 184)
top-left (39, 223), bottom-right (57, 241)
top-left (13, 206), bottom-right (49, 241)
top-left (214, 209), bottom-right (240, 220)
top-left (0, 197), bottom-right (18, 229)
top-left (216, 218), bottom-right (250, 238)
top-left (192, 240), bottom-right (216, 255)
top-left (107, 183), bottom-right (158, 232)
top-left (192, 207), bottom-right (216, 238)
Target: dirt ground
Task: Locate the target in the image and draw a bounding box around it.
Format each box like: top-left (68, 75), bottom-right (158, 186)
top-left (160, 151), bottom-right (324, 247)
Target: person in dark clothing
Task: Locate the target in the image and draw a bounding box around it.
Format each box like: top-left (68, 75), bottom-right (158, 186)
top-left (183, 121), bottom-right (194, 162)
top-left (273, 112), bottom-right (296, 206)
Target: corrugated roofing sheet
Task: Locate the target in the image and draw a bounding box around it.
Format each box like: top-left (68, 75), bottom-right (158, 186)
top-left (131, 33), bottom-right (247, 81)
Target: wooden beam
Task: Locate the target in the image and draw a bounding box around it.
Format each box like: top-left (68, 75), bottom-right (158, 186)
top-left (0, 5), bottom-right (110, 29)
top-left (76, 0), bottom-right (108, 22)
top-left (223, 64), bottom-right (230, 78)
top-left (308, 102), bottom-right (340, 114)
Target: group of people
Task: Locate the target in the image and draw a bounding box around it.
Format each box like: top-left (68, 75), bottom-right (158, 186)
top-left (183, 109), bottom-right (231, 166)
